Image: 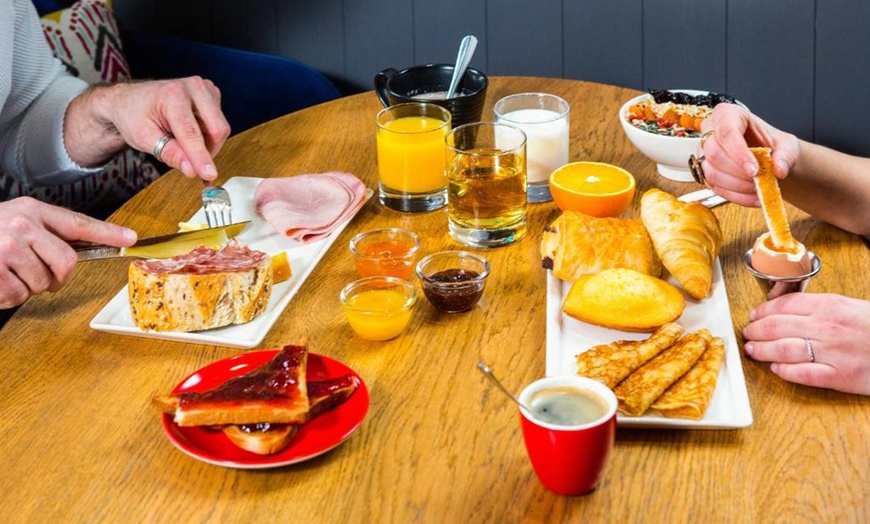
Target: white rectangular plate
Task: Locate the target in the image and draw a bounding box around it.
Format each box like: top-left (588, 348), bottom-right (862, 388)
top-left (545, 260), bottom-right (753, 429)
top-left (91, 176), bottom-right (371, 348)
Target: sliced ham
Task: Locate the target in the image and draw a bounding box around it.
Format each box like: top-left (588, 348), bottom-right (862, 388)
top-left (254, 172), bottom-right (368, 243)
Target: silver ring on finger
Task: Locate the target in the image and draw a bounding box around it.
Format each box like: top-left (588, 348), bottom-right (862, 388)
top-left (152, 133), bottom-right (173, 162)
top-left (804, 338), bottom-right (815, 362)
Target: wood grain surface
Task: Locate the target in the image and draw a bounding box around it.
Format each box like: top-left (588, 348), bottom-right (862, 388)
top-left (1, 77), bottom-right (868, 523)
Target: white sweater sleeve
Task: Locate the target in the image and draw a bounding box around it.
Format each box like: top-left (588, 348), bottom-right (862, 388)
top-left (0, 0), bottom-right (102, 187)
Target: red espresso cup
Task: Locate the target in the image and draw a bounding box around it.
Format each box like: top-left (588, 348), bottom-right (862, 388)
top-left (518, 376), bottom-right (617, 496)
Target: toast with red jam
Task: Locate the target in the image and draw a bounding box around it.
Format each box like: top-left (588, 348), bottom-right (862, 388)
top-left (222, 375), bottom-right (359, 455)
top-left (153, 344), bottom-right (309, 426)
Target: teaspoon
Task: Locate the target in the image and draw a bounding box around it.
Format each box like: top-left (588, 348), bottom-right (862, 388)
top-left (446, 35), bottom-right (478, 99)
top-left (477, 361), bottom-right (532, 412)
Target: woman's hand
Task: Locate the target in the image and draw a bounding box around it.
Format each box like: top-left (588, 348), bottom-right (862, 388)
top-left (0, 197), bottom-right (136, 309)
top-left (698, 104), bottom-right (800, 207)
top-left (742, 292), bottom-right (870, 395)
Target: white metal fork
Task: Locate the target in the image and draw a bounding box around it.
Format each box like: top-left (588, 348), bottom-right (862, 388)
top-left (201, 182), bottom-right (233, 227)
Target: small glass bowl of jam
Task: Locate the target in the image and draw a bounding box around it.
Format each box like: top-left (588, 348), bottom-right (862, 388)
top-left (340, 276), bottom-right (417, 341)
top-left (415, 251), bottom-right (490, 313)
top-left (349, 228), bottom-right (421, 280)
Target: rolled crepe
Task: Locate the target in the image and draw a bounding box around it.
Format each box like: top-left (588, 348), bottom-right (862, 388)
top-left (614, 329), bottom-right (711, 416)
top-left (575, 323), bottom-right (684, 388)
top-left (651, 336), bottom-right (725, 420)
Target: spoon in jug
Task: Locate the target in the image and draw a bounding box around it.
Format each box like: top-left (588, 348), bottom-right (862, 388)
top-left (446, 35), bottom-right (478, 99)
top-left (477, 361), bottom-right (532, 412)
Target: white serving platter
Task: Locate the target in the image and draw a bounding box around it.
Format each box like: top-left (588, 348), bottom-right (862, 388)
top-left (91, 176), bottom-right (370, 348)
top-left (545, 260), bottom-right (753, 429)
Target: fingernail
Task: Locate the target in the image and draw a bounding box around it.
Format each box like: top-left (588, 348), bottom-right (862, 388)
top-left (181, 161), bottom-right (191, 176)
top-left (748, 309), bottom-right (757, 321)
top-left (770, 363), bottom-right (780, 374)
top-left (743, 343), bottom-right (753, 356)
top-left (205, 164), bottom-right (218, 179)
top-left (744, 162), bottom-right (758, 176)
top-left (123, 228), bottom-right (138, 244)
top-left (776, 160), bottom-right (789, 176)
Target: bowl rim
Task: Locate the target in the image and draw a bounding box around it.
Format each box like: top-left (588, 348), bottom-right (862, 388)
top-left (415, 250), bottom-right (491, 284)
top-left (339, 276), bottom-right (417, 311)
top-left (619, 89), bottom-right (749, 141)
top-left (349, 228), bottom-right (421, 259)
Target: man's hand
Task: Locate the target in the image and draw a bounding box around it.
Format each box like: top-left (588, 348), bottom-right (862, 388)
top-left (0, 197), bottom-right (137, 308)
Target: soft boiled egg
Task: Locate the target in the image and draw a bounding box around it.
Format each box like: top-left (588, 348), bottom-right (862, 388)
top-left (750, 232), bottom-right (812, 277)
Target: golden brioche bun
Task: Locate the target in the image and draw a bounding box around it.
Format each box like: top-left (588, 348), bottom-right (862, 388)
top-left (562, 268), bottom-right (685, 332)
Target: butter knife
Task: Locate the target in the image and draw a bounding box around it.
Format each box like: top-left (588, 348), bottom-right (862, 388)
top-left (678, 188), bottom-right (728, 208)
top-left (75, 221), bottom-right (251, 261)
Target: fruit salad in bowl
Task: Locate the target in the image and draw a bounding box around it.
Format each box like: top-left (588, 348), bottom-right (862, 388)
top-left (620, 89), bottom-right (741, 182)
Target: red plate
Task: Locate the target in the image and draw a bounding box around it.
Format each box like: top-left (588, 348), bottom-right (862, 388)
top-left (162, 351), bottom-right (369, 469)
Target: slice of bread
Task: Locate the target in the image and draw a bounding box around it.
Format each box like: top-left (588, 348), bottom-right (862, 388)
top-left (751, 147), bottom-right (797, 252)
top-left (221, 423), bottom-right (301, 456)
top-left (129, 239), bottom-right (272, 332)
top-left (154, 344), bottom-right (309, 427)
top-left (562, 268), bottom-right (685, 332)
top-left (222, 375), bottom-right (359, 455)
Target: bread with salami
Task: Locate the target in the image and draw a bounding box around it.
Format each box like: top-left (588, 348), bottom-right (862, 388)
top-left (128, 239), bottom-right (272, 332)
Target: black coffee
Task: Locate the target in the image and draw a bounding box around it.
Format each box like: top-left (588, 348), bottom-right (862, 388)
top-left (529, 386), bottom-right (610, 426)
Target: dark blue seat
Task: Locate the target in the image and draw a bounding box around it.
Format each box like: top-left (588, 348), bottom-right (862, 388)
top-left (32, 0), bottom-right (340, 135)
top-left (121, 30), bottom-right (340, 134)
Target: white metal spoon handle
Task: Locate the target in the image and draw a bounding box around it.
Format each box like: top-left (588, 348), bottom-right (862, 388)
top-left (446, 35), bottom-right (478, 99)
top-left (477, 361), bottom-right (531, 412)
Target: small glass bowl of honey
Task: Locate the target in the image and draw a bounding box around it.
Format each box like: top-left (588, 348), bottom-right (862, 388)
top-left (349, 228), bottom-right (421, 280)
top-left (415, 251), bottom-right (490, 313)
top-left (340, 276), bottom-right (417, 341)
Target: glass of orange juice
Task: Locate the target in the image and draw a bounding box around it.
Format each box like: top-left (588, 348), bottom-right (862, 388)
top-left (376, 102), bottom-right (451, 212)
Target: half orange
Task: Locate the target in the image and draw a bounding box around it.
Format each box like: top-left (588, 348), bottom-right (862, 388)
top-left (549, 162), bottom-right (636, 217)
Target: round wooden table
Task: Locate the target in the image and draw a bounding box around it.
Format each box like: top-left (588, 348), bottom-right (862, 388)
top-left (1, 77), bottom-right (868, 523)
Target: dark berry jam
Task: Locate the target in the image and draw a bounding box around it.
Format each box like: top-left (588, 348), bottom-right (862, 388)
top-left (421, 269), bottom-right (484, 313)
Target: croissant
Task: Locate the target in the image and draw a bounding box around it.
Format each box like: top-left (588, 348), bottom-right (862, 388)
top-left (640, 189), bottom-right (723, 300)
top-left (541, 211), bottom-right (662, 282)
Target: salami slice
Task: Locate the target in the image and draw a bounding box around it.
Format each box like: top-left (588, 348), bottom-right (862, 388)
top-left (254, 172), bottom-right (367, 243)
top-left (132, 238), bottom-right (269, 275)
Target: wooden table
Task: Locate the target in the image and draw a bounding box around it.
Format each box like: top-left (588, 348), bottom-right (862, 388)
top-left (2, 77), bottom-right (868, 523)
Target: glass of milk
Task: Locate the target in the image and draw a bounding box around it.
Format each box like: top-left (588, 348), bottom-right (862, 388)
top-left (494, 93), bottom-right (570, 203)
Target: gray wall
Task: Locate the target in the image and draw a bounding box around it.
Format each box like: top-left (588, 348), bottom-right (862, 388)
top-left (115, 0), bottom-right (870, 156)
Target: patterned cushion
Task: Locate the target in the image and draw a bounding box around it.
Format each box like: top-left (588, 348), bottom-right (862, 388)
top-left (40, 0), bottom-right (127, 83)
top-left (0, 0), bottom-right (160, 217)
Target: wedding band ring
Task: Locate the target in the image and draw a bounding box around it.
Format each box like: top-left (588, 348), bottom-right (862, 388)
top-left (700, 129), bottom-right (715, 148)
top-left (152, 133), bottom-right (172, 162)
top-left (805, 338), bottom-right (815, 362)
top-left (688, 154), bottom-right (706, 185)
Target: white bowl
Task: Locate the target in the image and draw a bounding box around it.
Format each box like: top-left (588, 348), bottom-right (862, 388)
top-left (619, 89), bottom-right (744, 182)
